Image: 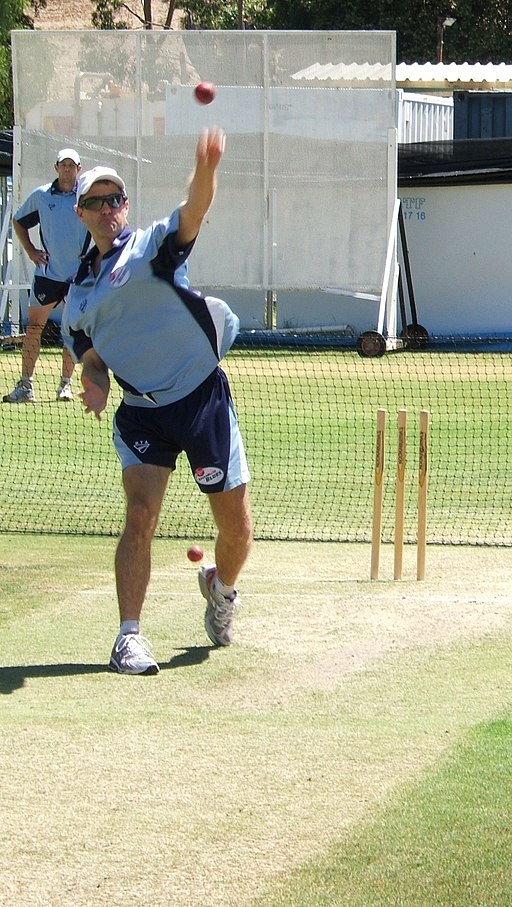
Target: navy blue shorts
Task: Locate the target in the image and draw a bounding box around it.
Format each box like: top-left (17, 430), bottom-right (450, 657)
top-left (113, 367), bottom-right (250, 494)
top-left (31, 276), bottom-right (70, 308)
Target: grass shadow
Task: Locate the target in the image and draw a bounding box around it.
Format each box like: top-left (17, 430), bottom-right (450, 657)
top-left (164, 645), bottom-right (213, 669)
top-left (0, 646), bottom-right (213, 694)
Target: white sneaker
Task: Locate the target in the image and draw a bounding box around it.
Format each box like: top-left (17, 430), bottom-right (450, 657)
top-left (108, 633), bottom-right (159, 675)
top-left (56, 381), bottom-right (73, 401)
top-left (3, 380), bottom-right (35, 403)
top-left (199, 565), bottom-right (240, 647)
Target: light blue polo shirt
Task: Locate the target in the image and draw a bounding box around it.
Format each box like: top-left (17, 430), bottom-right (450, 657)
top-left (14, 179), bottom-right (90, 283)
top-left (62, 207), bottom-right (240, 408)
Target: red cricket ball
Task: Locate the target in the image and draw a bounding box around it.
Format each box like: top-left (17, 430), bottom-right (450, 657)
top-left (194, 82), bottom-right (216, 105)
top-left (187, 545), bottom-right (204, 562)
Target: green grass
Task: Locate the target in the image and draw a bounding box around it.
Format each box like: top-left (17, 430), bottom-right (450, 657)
top-left (2, 345), bottom-right (512, 905)
top-left (252, 718), bottom-right (512, 907)
top-left (2, 345), bottom-right (512, 544)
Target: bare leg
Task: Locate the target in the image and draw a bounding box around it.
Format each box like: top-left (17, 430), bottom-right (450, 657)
top-left (21, 305), bottom-right (51, 377)
top-left (115, 463), bottom-right (171, 621)
top-left (60, 300), bottom-right (75, 381)
top-left (208, 484), bottom-right (253, 586)
top-left (61, 344), bottom-right (75, 381)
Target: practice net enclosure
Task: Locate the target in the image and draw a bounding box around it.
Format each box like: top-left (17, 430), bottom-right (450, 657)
top-left (11, 29), bottom-right (396, 294)
top-left (3, 30), bottom-right (421, 548)
top-left (4, 32), bottom-right (512, 552)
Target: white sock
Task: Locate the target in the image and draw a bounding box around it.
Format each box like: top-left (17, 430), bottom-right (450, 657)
top-left (120, 620), bottom-right (140, 636)
top-left (21, 375), bottom-right (33, 386)
top-left (60, 376), bottom-right (71, 385)
top-left (214, 576), bottom-right (236, 599)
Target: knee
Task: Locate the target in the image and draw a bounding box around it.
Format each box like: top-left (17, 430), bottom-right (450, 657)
top-left (210, 485), bottom-right (253, 551)
top-left (125, 499), bottom-right (160, 539)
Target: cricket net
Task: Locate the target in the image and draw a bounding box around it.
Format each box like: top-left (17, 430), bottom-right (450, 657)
top-left (1, 333), bottom-right (512, 547)
top-left (4, 30), bottom-right (510, 547)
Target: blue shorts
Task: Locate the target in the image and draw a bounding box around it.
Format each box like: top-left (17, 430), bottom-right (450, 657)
top-left (31, 276), bottom-right (70, 308)
top-left (113, 367), bottom-right (251, 494)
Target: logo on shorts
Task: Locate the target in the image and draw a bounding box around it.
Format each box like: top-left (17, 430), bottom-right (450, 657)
top-left (134, 439), bottom-right (150, 454)
top-left (110, 266), bottom-right (131, 288)
top-left (195, 466), bottom-right (224, 486)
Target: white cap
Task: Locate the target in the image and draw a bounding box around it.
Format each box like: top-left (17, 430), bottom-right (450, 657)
top-left (56, 148), bottom-right (81, 165)
top-left (76, 166), bottom-right (127, 201)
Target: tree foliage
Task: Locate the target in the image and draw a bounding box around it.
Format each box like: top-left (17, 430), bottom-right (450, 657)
top-left (181, 1), bottom-right (271, 30)
top-left (266, 0), bottom-right (512, 64)
top-left (90, 0), bottom-right (512, 62)
top-left (91, 0), bottom-right (178, 30)
top-left (91, 0), bottom-right (129, 29)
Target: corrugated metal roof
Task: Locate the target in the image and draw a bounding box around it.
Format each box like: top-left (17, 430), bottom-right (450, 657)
top-left (397, 62), bottom-right (512, 88)
top-left (292, 61), bottom-right (512, 88)
top-left (291, 62), bottom-right (392, 82)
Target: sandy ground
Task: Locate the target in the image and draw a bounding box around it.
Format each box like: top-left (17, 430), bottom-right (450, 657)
top-left (1, 539), bottom-right (512, 906)
top-left (32, 0), bottom-right (184, 30)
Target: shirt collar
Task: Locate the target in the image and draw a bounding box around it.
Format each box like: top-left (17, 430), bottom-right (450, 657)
top-left (83, 227), bottom-right (133, 271)
top-left (50, 178), bottom-right (77, 196)
top-left (110, 226), bottom-right (133, 251)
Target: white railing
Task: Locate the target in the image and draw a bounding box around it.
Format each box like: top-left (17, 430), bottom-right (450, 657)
top-left (0, 189), bottom-right (30, 341)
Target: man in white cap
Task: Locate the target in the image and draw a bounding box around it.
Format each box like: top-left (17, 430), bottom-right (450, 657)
top-left (3, 148), bottom-right (91, 403)
top-left (62, 128), bottom-right (253, 675)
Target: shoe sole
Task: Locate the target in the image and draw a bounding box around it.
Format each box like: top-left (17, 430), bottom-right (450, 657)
top-left (108, 659), bottom-right (160, 675)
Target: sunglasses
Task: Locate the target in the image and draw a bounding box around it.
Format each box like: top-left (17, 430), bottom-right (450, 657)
top-left (79, 193), bottom-right (127, 211)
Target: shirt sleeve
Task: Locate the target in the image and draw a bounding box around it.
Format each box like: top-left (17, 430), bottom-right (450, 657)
top-left (63, 326), bottom-right (93, 362)
top-left (150, 219), bottom-right (195, 286)
top-left (14, 209), bottom-right (40, 230)
top-left (13, 188), bottom-right (43, 228)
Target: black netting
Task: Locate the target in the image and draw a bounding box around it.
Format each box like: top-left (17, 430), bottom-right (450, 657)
top-left (2, 332), bottom-right (512, 546)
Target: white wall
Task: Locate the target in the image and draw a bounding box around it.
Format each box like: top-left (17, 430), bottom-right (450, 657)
top-left (398, 183), bottom-right (512, 335)
top-left (218, 181), bottom-right (512, 338)
top-left (199, 287), bottom-right (380, 334)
